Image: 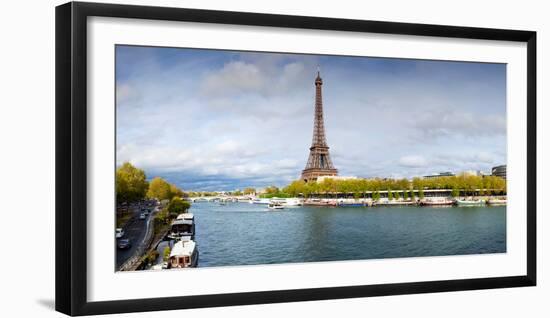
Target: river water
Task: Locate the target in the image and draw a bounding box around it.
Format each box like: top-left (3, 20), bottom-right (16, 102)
top-left (191, 202), bottom-right (506, 268)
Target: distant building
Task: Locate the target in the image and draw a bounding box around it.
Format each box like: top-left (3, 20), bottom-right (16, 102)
top-left (491, 165), bottom-right (507, 180)
top-left (423, 172), bottom-right (455, 179)
top-left (316, 176), bottom-right (357, 183)
top-left (461, 170), bottom-right (486, 177)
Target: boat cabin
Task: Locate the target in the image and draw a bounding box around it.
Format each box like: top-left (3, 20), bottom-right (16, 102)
top-left (169, 240), bottom-right (198, 268)
top-left (169, 218), bottom-right (195, 239)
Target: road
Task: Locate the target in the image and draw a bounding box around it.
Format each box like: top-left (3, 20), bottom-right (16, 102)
top-left (115, 202), bottom-right (157, 270)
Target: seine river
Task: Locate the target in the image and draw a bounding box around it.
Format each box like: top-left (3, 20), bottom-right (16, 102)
top-left (191, 202), bottom-right (506, 267)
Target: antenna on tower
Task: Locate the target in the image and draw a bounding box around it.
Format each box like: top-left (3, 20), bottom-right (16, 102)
top-left (317, 65), bottom-right (320, 76)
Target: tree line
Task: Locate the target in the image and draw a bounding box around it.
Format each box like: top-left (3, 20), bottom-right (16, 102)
top-left (116, 162), bottom-right (184, 203)
top-left (280, 174), bottom-right (506, 198)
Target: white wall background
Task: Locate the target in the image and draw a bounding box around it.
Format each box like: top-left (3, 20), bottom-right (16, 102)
top-left (0, 0), bottom-right (547, 317)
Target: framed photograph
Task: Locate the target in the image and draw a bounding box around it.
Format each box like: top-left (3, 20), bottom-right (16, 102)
top-left (55, 1), bottom-right (536, 316)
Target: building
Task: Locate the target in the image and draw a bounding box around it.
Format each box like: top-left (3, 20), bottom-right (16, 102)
top-left (461, 170), bottom-right (486, 177)
top-left (317, 176), bottom-right (357, 183)
top-left (301, 69), bottom-right (338, 182)
top-left (423, 171), bottom-right (455, 179)
top-left (491, 164), bottom-right (507, 180)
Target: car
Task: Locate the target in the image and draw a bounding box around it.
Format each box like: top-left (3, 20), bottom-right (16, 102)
top-left (117, 238), bottom-right (131, 249)
top-left (115, 228), bottom-right (124, 239)
top-left (139, 213), bottom-right (146, 220)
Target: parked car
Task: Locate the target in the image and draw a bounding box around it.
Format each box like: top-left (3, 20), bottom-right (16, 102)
top-left (115, 228), bottom-right (124, 239)
top-left (139, 213), bottom-right (146, 220)
top-left (117, 238), bottom-right (131, 249)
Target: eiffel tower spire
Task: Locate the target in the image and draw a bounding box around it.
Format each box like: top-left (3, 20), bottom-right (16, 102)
top-left (301, 69), bottom-right (338, 182)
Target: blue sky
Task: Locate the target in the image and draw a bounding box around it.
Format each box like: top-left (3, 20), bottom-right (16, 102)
top-left (116, 45), bottom-right (506, 191)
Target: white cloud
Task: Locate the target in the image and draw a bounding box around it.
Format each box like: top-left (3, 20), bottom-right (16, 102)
top-left (411, 108), bottom-right (506, 138)
top-left (201, 61), bottom-right (265, 97)
top-left (399, 155), bottom-right (428, 168)
top-left (116, 47), bottom-right (506, 190)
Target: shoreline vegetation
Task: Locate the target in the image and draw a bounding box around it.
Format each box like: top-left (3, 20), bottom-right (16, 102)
top-left (116, 161), bottom-right (506, 208)
top-left (116, 162), bottom-right (190, 241)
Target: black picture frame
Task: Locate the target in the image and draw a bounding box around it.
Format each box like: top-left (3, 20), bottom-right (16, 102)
top-left (55, 1), bottom-right (537, 316)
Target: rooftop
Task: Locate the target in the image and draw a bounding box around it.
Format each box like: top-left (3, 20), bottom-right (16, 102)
top-left (170, 240), bottom-right (196, 257)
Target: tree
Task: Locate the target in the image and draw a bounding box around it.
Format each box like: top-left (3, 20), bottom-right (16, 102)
top-left (147, 177), bottom-right (172, 201)
top-left (404, 190), bottom-right (409, 200)
top-left (265, 186), bottom-right (279, 194)
top-left (418, 188), bottom-right (425, 199)
top-left (284, 180), bottom-right (306, 197)
top-left (388, 190), bottom-right (393, 200)
top-left (243, 187), bottom-right (256, 195)
top-left (170, 184), bottom-right (184, 198)
top-left (116, 162), bottom-right (148, 203)
top-left (163, 246), bottom-right (171, 261)
top-left (166, 197), bottom-right (191, 216)
top-left (451, 187), bottom-right (460, 197)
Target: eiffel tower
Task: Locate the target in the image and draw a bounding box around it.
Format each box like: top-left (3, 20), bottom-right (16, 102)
top-left (301, 69), bottom-right (338, 182)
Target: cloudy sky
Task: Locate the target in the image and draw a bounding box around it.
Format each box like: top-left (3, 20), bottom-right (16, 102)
top-left (116, 45), bottom-right (506, 191)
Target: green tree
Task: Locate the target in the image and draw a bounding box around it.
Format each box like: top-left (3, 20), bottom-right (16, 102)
top-left (116, 162), bottom-right (148, 203)
top-left (451, 187), bottom-right (460, 197)
top-left (265, 186), bottom-right (279, 194)
top-left (163, 246), bottom-right (171, 262)
top-left (147, 177), bottom-right (172, 201)
top-left (418, 188), bottom-right (425, 199)
top-left (243, 187), bottom-right (256, 195)
top-left (170, 184), bottom-right (184, 198)
top-left (388, 190), bottom-right (393, 200)
top-left (166, 197), bottom-right (191, 216)
top-left (404, 190), bottom-right (409, 200)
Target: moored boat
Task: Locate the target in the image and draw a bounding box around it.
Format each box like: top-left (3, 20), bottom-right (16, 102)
top-left (168, 239), bottom-right (199, 268)
top-left (303, 199), bottom-right (337, 207)
top-left (282, 198), bottom-right (303, 207)
top-left (168, 214), bottom-right (195, 240)
top-left (268, 202), bottom-right (284, 210)
top-left (337, 198), bottom-right (366, 207)
top-left (420, 197), bottom-right (455, 206)
top-left (455, 199), bottom-right (485, 206)
top-left (487, 198), bottom-right (507, 206)
top-left (384, 200), bottom-right (417, 206)
top-left (251, 198), bottom-right (271, 205)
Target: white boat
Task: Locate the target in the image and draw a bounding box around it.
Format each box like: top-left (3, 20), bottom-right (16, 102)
top-left (251, 198), bottom-right (271, 205)
top-left (268, 202), bottom-right (284, 210)
top-left (283, 198), bottom-right (303, 207)
top-left (269, 197), bottom-right (302, 207)
top-left (168, 240), bottom-right (199, 268)
top-left (384, 200), bottom-right (417, 206)
top-left (487, 198), bottom-right (507, 205)
top-left (455, 199), bottom-right (484, 206)
top-left (176, 213), bottom-right (194, 221)
top-left (168, 217), bottom-right (195, 240)
top-left (420, 197), bottom-right (455, 206)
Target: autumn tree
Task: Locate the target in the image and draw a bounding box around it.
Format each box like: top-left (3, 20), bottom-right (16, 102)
top-left (147, 177), bottom-right (172, 201)
top-left (166, 197), bottom-right (191, 216)
top-left (116, 162), bottom-right (148, 203)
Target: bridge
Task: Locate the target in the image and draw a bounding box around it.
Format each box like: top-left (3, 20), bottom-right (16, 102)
top-left (187, 195), bottom-right (255, 203)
